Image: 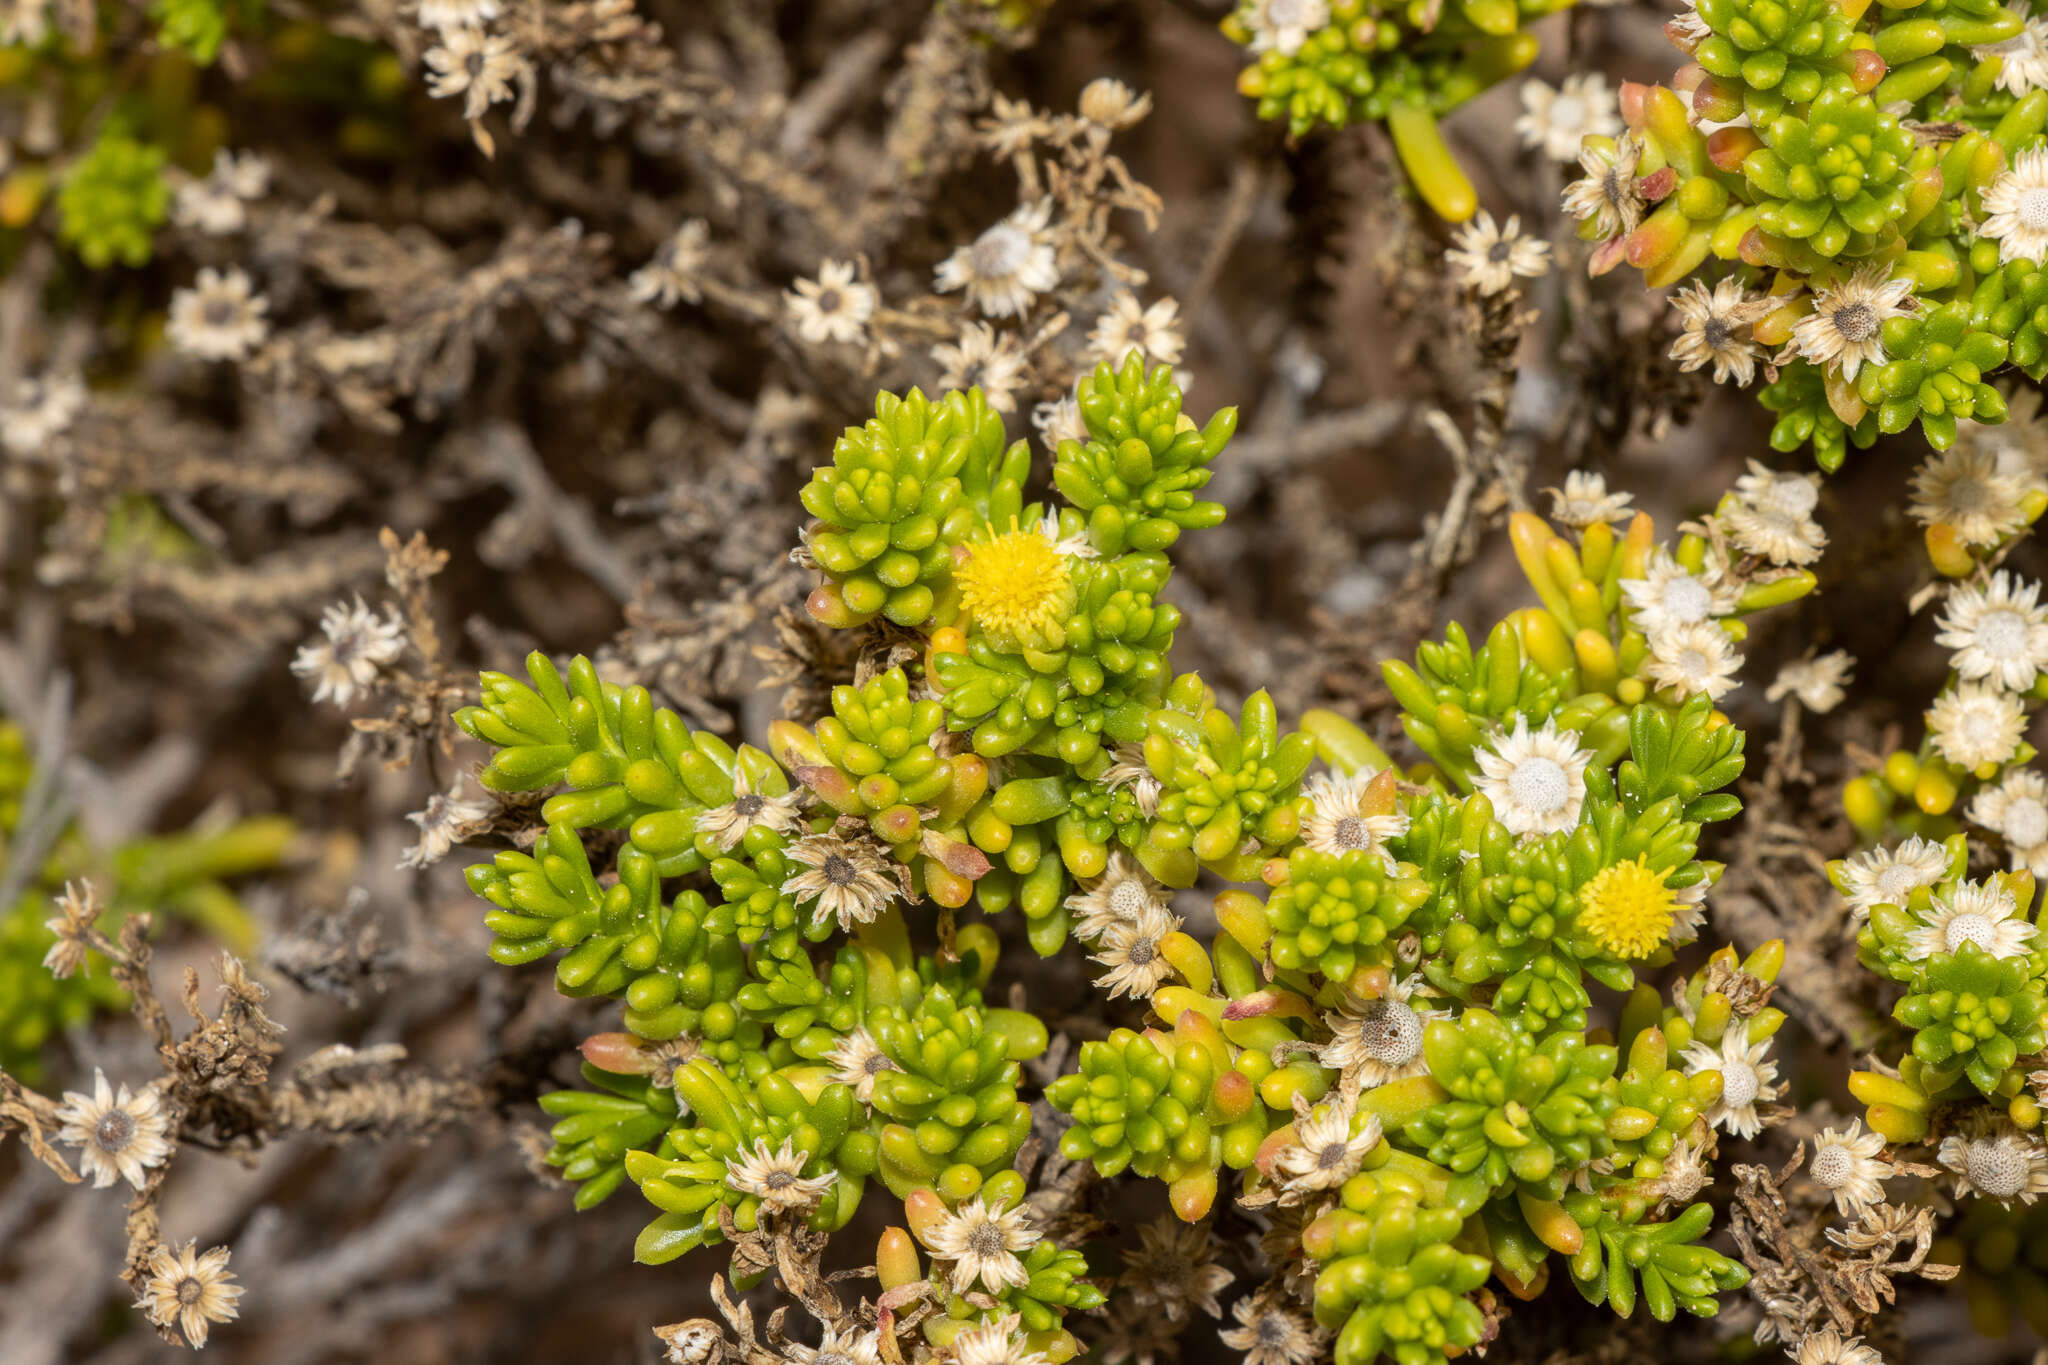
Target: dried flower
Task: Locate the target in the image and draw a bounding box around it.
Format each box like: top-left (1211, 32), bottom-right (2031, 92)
top-left (781, 832), bottom-right (900, 932)
top-left (290, 596), bottom-right (407, 708)
top-left (1318, 977), bottom-right (1445, 1094)
top-left (1668, 278), bottom-right (1773, 386)
top-left (1273, 1093), bottom-right (1382, 1200)
top-left (1032, 393), bottom-right (1088, 453)
top-left (172, 149), bottom-right (269, 235)
top-left (1928, 681), bottom-right (2027, 770)
top-left (423, 26), bottom-right (522, 121)
top-left (56, 1070), bottom-right (172, 1189)
top-left (933, 322), bottom-right (1028, 413)
top-left (788, 1325), bottom-right (881, 1365)
top-left (1473, 717), bottom-right (1592, 838)
top-left (1724, 459), bottom-right (1826, 566)
top-left (694, 769), bottom-right (805, 853)
top-left (632, 221), bottom-right (710, 309)
top-left (1121, 1217), bottom-right (1234, 1321)
top-left (1515, 74), bottom-right (1622, 161)
top-left (1795, 1327), bottom-right (1885, 1365)
top-left (824, 1027), bottom-right (897, 1104)
top-left (1910, 444), bottom-right (2030, 546)
top-left (786, 259), bottom-right (877, 346)
top-left (1298, 770), bottom-right (1409, 866)
top-left (1218, 1293), bottom-right (1324, 1365)
top-left (1445, 211), bottom-right (1550, 296)
top-left (1089, 292), bottom-right (1185, 369)
top-left (0, 0), bottom-right (49, 45)
top-left (1545, 470), bottom-right (1634, 527)
top-left (1807, 1120), bottom-right (1889, 1217)
top-left (1938, 1121), bottom-right (2048, 1205)
top-left (722, 1136), bottom-right (836, 1211)
top-left (415, 0), bottom-right (499, 32)
top-left (1090, 899), bottom-right (1181, 999)
top-left (1785, 264), bottom-right (1915, 382)
top-left (1971, 767), bottom-right (2048, 876)
top-left (399, 778), bottom-right (495, 870)
top-left (653, 1321), bottom-right (725, 1365)
top-left (1681, 1029), bottom-right (1779, 1140)
top-left (1078, 78), bottom-right (1153, 130)
top-left (1100, 742), bottom-right (1163, 818)
top-left (0, 370), bottom-right (85, 455)
top-left (1906, 878), bottom-right (2035, 960)
top-left (953, 1316), bottom-right (1048, 1365)
top-left (935, 200), bottom-right (1060, 318)
top-left (167, 266), bottom-right (270, 361)
top-left (1065, 850), bottom-right (1171, 942)
top-left (41, 880), bottom-right (101, 979)
top-left (1766, 651), bottom-right (1854, 713)
top-left (136, 1242), bottom-right (242, 1348)
top-left (1837, 836), bottom-right (1950, 919)
top-left (924, 1195), bottom-right (1039, 1295)
top-left (1562, 135), bottom-right (1645, 239)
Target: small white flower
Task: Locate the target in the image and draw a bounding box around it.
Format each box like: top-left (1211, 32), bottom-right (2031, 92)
top-left (1910, 444), bottom-right (2030, 546)
top-left (1444, 211), bottom-right (1551, 296)
top-left (824, 1027), bottom-right (898, 1104)
top-left (1545, 470), bottom-right (1634, 528)
top-left (1938, 1121), bottom-right (2048, 1205)
top-left (632, 221), bottom-right (710, 309)
top-left (1623, 549), bottom-right (1734, 636)
top-left (1784, 264), bottom-right (1915, 383)
top-left (1090, 900), bottom-right (1181, 1000)
top-left (56, 1070), bottom-right (172, 1190)
top-left (1937, 571), bottom-right (2048, 691)
top-left (1972, 767), bottom-right (2048, 876)
top-left (1681, 1029), bottom-right (1779, 1140)
top-left (722, 1136), bottom-right (837, 1211)
top-left (694, 769), bottom-right (806, 853)
top-left (1273, 1093), bottom-right (1382, 1201)
top-left (788, 1325), bottom-right (881, 1365)
top-left (415, 0), bottom-right (499, 32)
top-left (1562, 135), bottom-right (1645, 240)
top-left (1836, 836), bottom-right (1950, 919)
top-left (952, 1317), bottom-right (1048, 1365)
top-left (291, 595), bottom-right (407, 708)
top-left (1982, 145), bottom-right (2048, 264)
top-left (1298, 770), bottom-right (1409, 867)
top-left (399, 778), bottom-right (494, 869)
top-left (1065, 850), bottom-right (1171, 942)
top-left (1644, 619), bottom-right (1743, 701)
top-left (1668, 277), bottom-right (1775, 387)
top-left (1977, 15), bottom-right (2048, 95)
top-left (1515, 74), bottom-right (1622, 162)
top-left (1032, 393), bottom-right (1088, 453)
top-left (923, 1195), bottom-right (1039, 1295)
top-left (1088, 292), bottom-right (1185, 369)
top-left (935, 200), bottom-right (1060, 319)
top-left (0, 370), bottom-right (85, 455)
top-left (1906, 878), bottom-right (2036, 960)
top-left (1242, 0), bottom-right (1331, 57)
top-left (1794, 1326), bottom-right (1886, 1365)
top-left (1928, 680), bottom-right (2027, 770)
top-left (1473, 717), bottom-right (1592, 838)
top-left (423, 25), bottom-right (523, 121)
top-left (1766, 650), bottom-right (1854, 713)
top-left (1724, 458), bottom-right (1826, 566)
top-left (172, 148), bottom-right (269, 235)
top-left (167, 266), bottom-right (270, 361)
top-left (1317, 976), bottom-right (1447, 1094)
top-left (1807, 1120), bottom-right (1889, 1217)
top-left (785, 259), bottom-right (876, 346)
top-left (933, 322), bottom-right (1027, 413)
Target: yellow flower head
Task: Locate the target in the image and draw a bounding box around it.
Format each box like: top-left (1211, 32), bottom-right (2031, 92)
top-left (1578, 857), bottom-right (1677, 960)
top-left (954, 519), bottom-right (1075, 652)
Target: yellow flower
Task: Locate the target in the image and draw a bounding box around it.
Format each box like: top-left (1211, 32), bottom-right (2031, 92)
top-left (1578, 857), bottom-right (1677, 959)
top-left (954, 520), bottom-right (1075, 652)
